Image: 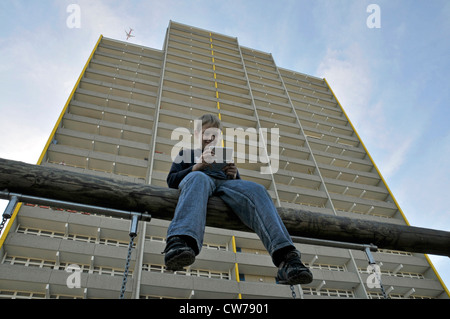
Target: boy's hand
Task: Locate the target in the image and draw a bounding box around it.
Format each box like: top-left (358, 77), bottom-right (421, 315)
top-left (192, 147), bottom-right (215, 171)
top-left (223, 163), bottom-right (238, 179)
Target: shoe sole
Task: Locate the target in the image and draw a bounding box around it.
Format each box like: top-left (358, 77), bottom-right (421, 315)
top-left (278, 269), bottom-right (313, 285)
top-left (165, 249), bottom-right (196, 271)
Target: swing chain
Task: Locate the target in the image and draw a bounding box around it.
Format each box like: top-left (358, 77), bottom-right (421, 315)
top-left (290, 285), bottom-right (297, 299)
top-left (119, 234), bottom-right (136, 299)
top-left (370, 264), bottom-right (389, 299)
top-left (365, 246), bottom-right (389, 299)
top-left (1, 195), bottom-right (18, 235)
top-left (0, 216), bottom-right (8, 235)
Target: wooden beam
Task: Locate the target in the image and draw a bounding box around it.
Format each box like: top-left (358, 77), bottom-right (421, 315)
top-left (0, 158), bottom-right (449, 256)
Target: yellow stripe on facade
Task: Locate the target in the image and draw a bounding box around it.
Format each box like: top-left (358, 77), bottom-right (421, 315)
top-left (37, 35), bottom-right (104, 166)
top-left (210, 34), bottom-right (224, 147)
top-left (232, 236), bottom-right (242, 299)
top-left (0, 203), bottom-right (21, 249)
top-left (323, 77), bottom-right (450, 298)
top-left (323, 78), bottom-right (410, 225)
top-left (425, 254), bottom-right (450, 296)
top-left (0, 35), bottom-right (104, 251)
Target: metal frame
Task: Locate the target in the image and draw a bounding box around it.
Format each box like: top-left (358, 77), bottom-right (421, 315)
top-left (291, 235), bottom-right (377, 252)
top-left (1, 191), bottom-right (388, 299)
top-left (0, 190), bottom-right (151, 222)
top-left (0, 190), bottom-right (151, 299)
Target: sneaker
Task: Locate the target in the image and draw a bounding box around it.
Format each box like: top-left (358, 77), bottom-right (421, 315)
top-left (163, 236), bottom-right (196, 271)
top-left (276, 250), bottom-right (313, 285)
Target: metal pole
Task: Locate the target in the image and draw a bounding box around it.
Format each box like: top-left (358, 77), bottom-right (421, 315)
top-left (364, 246), bottom-right (377, 264)
top-left (292, 235), bottom-right (378, 252)
top-left (0, 191), bottom-right (151, 222)
top-left (293, 235), bottom-right (389, 299)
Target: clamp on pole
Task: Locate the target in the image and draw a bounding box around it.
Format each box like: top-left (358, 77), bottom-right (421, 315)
top-left (129, 214), bottom-right (140, 238)
top-left (3, 195), bottom-right (18, 219)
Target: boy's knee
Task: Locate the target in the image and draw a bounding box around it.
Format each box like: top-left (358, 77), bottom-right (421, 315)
top-left (180, 171), bottom-right (211, 189)
top-left (247, 181), bottom-right (267, 193)
top-left (188, 171), bottom-right (209, 181)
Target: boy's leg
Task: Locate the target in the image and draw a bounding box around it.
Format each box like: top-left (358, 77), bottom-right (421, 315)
top-left (216, 179), bottom-right (313, 284)
top-left (165, 172), bottom-right (215, 270)
top-left (215, 179), bottom-right (294, 260)
top-left (167, 171), bottom-right (215, 253)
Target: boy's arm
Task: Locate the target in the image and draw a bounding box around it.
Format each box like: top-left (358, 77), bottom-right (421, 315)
top-left (166, 150), bottom-right (195, 189)
top-left (167, 162), bottom-right (194, 189)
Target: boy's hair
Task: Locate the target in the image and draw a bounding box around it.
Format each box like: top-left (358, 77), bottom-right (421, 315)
top-left (195, 114), bottom-right (222, 132)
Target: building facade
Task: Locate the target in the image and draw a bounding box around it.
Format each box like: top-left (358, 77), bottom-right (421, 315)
top-left (0, 21), bottom-right (448, 299)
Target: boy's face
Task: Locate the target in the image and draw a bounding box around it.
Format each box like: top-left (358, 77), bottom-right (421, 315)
top-left (200, 124), bottom-right (220, 150)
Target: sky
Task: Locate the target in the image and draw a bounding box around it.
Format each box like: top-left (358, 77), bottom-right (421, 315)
top-left (0, 0), bottom-right (449, 294)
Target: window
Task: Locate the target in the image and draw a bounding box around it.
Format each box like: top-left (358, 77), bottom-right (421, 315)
top-left (142, 263), bottom-right (230, 280)
top-left (0, 290), bottom-right (46, 299)
top-left (17, 225), bottom-right (130, 247)
top-left (59, 262), bottom-right (90, 273)
top-left (147, 236), bottom-right (228, 251)
top-left (93, 266), bottom-right (128, 277)
top-left (302, 287), bottom-right (354, 298)
top-left (17, 226), bottom-right (65, 239)
top-left (307, 263), bottom-right (346, 272)
top-left (358, 267), bottom-right (424, 280)
top-left (3, 256), bottom-right (56, 269)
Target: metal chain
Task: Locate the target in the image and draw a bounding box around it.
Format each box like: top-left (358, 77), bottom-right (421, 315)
top-left (0, 217), bottom-right (8, 235)
top-left (119, 235), bottom-right (136, 299)
top-left (290, 285), bottom-right (297, 299)
top-left (371, 266), bottom-right (389, 299)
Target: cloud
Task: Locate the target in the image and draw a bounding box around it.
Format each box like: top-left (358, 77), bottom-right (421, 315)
top-left (428, 255), bottom-right (450, 292)
top-left (72, 0), bottom-right (133, 42)
top-left (0, 5), bottom-right (89, 165)
top-left (394, 131), bottom-right (450, 229)
top-left (315, 40), bottom-right (428, 181)
top-left (316, 44), bottom-right (372, 121)
top-left (380, 135), bottom-right (414, 178)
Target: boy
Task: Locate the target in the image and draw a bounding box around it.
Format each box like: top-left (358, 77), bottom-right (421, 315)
top-left (164, 114), bottom-right (313, 285)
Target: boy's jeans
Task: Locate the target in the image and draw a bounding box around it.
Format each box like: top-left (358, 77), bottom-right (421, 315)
top-left (167, 171), bottom-right (295, 264)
